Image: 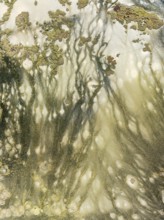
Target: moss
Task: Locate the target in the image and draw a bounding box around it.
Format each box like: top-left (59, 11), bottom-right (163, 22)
top-left (58, 0), bottom-right (71, 6)
top-left (78, 36), bottom-right (91, 46)
top-left (105, 55), bottom-right (117, 75)
top-left (77, 0), bottom-right (89, 9)
top-left (0, 50), bottom-right (7, 68)
top-left (49, 45), bottom-right (64, 66)
top-left (143, 43), bottom-right (151, 52)
top-left (11, 8), bottom-right (73, 75)
top-left (15, 11), bottom-right (31, 31)
top-left (47, 29), bottom-right (70, 42)
top-left (0, 38), bottom-right (21, 58)
top-left (132, 39), bottom-right (140, 43)
top-left (48, 10), bottom-right (66, 19)
top-left (0, 2), bottom-right (125, 82)
top-left (1, 28), bottom-right (13, 36)
top-left (0, 0), bottom-right (16, 25)
top-left (110, 4), bottom-right (164, 31)
top-left (42, 10), bottom-right (74, 43)
top-left (130, 24), bottom-right (137, 30)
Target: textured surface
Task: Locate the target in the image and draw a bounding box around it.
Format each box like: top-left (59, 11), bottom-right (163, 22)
top-left (0, 0), bottom-right (164, 219)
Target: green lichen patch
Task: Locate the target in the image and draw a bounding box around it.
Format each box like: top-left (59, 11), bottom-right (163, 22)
top-left (41, 10), bottom-right (74, 42)
top-left (48, 9), bottom-right (74, 29)
top-left (58, 0), bottom-right (71, 6)
top-left (143, 43), bottom-right (151, 52)
top-left (110, 4), bottom-right (164, 31)
top-left (105, 55), bottom-right (117, 75)
top-left (0, 49), bottom-right (7, 68)
top-left (77, 0), bottom-right (89, 9)
top-left (49, 45), bottom-right (64, 74)
top-left (130, 24), bottom-right (137, 30)
top-left (3, 0), bottom-right (16, 7)
top-left (107, 55), bottom-right (116, 66)
top-left (0, 0), bottom-right (16, 25)
top-left (15, 11), bottom-right (31, 31)
top-left (132, 38), bottom-right (140, 43)
top-left (18, 45), bottom-right (39, 65)
top-left (96, 55), bottom-right (117, 76)
top-left (0, 28), bottom-right (13, 36)
top-left (44, 26), bottom-right (70, 42)
top-left (0, 39), bottom-right (22, 88)
top-left (78, 36), bottom-right (91, 46)
top-left (48, 9), bottom-right (66, 20)
top-left (0, 38), bottom-right (21, 58)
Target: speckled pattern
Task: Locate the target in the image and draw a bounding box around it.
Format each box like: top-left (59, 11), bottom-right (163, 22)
top-left (0, 0), bottom-right (164, 219)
